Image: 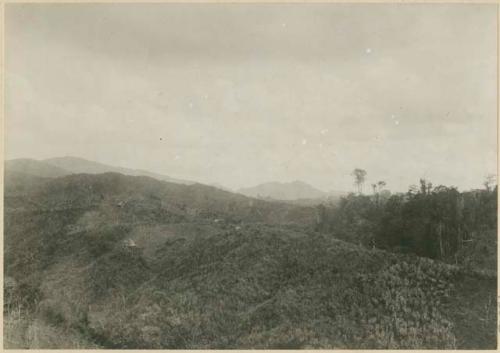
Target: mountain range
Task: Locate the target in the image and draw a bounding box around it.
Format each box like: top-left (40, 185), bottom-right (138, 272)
top-left (6, 157), bottom-right (346, 202)
top-left (6, 156), bottom-right (194, 185)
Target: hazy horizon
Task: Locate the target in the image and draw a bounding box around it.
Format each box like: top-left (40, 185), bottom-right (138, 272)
top-left (6, 3), bottom-right (497, 192)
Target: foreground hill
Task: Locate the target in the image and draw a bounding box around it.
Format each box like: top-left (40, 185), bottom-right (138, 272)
top-left (4, 173), bottom-right (496, 349)
top-left (4, 172), bottom-right (314, 225)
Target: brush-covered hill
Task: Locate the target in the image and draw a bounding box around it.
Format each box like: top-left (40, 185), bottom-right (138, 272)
top-left (4, 172), bottom-right (497, 349)
top-left (4, 172), bottom-right (315, 224)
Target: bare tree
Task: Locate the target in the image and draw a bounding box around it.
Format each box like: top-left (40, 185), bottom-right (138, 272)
top-left (484, 174), bottom-right (497, 191)
top-left (351, 168), bottom-right (367, 194)
top-left (374, 180), bottom-right (386, 205)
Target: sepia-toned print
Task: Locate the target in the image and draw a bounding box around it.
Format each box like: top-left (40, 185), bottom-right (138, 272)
top-left (3, 3), bottom-right (497, 349)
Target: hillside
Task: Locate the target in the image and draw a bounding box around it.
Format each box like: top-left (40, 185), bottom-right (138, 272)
top-left (4, 173), bottom-right (497, 349)
top-left (4, 172), bottom-right (315, 225)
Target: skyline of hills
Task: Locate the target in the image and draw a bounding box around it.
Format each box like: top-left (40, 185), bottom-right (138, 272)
top-left (6, 156), bottom-right (350, 200)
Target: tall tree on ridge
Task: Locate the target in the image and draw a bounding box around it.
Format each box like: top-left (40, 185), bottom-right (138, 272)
top-left (351, 168), bottom-right (367, 194)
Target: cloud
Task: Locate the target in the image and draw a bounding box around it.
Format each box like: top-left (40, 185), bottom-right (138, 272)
top-left (5, 3), bottom-right (497, 191)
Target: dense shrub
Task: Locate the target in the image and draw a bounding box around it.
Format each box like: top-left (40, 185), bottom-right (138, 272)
top-left (317, 181), bottom-right (497, 270)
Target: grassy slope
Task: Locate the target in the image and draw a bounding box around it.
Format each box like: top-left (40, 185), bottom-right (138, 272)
top-left (4, 173), bottom-right (497, 349)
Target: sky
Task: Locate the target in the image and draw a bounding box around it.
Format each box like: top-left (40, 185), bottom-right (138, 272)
top-left (5, 3), bottom-right (498, 192)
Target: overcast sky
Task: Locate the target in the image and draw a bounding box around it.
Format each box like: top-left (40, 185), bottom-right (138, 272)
top-left (5, 3), bottom-right (497, 192)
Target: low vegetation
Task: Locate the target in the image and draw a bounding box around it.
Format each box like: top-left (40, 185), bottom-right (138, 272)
top-left (4, 171), bottom-right (497, 348)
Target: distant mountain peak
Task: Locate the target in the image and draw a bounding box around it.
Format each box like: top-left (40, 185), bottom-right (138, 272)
top-left (237, 180), bottom-right (326, 201)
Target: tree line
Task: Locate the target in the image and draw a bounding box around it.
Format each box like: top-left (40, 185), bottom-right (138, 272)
top-left (317, 170), bottom-right (497, 269)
